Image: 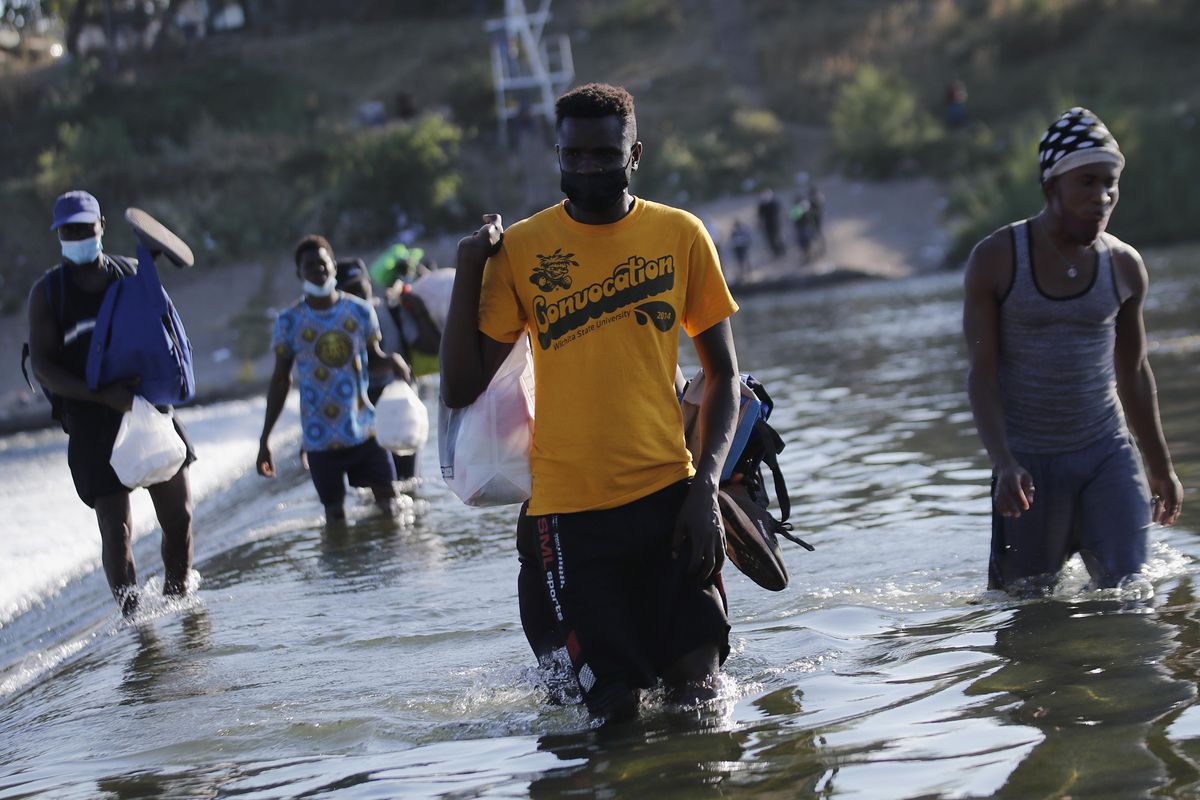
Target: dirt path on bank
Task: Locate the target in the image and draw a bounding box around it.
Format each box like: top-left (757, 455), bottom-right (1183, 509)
top-left (695, 175), bottom-right (951, 288)
top-left (0, 176), bottom-right (951, 430)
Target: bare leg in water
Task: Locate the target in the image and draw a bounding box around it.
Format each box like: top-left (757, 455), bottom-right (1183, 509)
top-left (663, 644), bottom-right (720, 706)
top-left (95, 491), bottom-right (138, 615)
top-left (370, 483), bottom-right (399, 518)
top-left (147, 466), bottom-right (194, 596)
top-left (95, 466), bottom-right (194, 615)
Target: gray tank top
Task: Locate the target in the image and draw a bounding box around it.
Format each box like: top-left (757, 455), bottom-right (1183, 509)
top-left (997, 219), bottom-right (1125, 453)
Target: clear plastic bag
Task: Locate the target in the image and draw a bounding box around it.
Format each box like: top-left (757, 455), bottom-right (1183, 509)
top-left (438, 336), bottom-right (534, 506)
top-left (374, 380), bottom-right (429, 455)
top-left (109, 395), bottom-right (187, 489)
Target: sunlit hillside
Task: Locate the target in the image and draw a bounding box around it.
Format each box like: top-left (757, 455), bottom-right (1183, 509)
top-left (1, 0), bottom-right (1197, 308)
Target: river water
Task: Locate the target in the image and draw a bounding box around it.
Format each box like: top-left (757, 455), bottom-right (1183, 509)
top-left (0, 247), bottom-right (1196, 799)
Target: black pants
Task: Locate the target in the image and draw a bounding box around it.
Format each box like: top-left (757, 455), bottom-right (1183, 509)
top-left (516, 480), bottom-right (730, 715)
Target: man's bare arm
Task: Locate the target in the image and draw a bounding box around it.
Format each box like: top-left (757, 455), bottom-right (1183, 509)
top-left (689, 319), bottom-right (739, 488)
top-left (673, 317), bottom-right (739, 582)
top-left (1112, 248), bottom-right (1182, 525)
top-left (257, 350), bottom-right (294, 478)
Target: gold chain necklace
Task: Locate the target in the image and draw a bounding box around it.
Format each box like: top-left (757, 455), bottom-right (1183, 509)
top-left (1038, 217), bottom-right (1083, 279)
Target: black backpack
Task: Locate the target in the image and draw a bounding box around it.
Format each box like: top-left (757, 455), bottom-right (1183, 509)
top-left (681, 371), bottom-right (814, 551)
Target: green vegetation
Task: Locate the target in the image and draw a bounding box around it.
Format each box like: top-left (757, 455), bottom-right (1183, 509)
top-left (749, 0), bottom-right (1200, 261)
top-left (639, 100), bottom-right (790, 203)
top-left (829, 65), bottom-right (938, 179)
top-left (0, 12), bottom-right (500, 312)
top-left (1109, 112), bottom-right (1200, 246)
top-left (945, 119), bottom-right (1046, 259)
top-left (326, 115), bottom-right (466, 244)
top-left (2, 0), bottom-right (1199, 313)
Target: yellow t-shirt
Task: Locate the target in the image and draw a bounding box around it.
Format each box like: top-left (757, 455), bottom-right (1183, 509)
top-left (478, 197), bottom-right (738, 515)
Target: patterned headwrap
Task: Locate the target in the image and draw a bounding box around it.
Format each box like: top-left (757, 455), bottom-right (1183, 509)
top-left (1039, 107), bottom-right (1124, 182)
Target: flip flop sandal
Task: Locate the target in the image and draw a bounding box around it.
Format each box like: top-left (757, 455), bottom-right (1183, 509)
top-left (125, 207), bottom-right (195, 268)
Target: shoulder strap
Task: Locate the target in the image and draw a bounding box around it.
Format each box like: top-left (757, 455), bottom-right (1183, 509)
top-left (1096, 233), bottom-right (1123, 305)
top-left (84, 269), bottom-right (126, 392)
top-left (756, 420), bottom-right (790, 521)
top-left (744, 375), bottom-right (774, 420)
top-left (105, 253), bottom-right (138, 278)
top-left (1012, 220), bottom-right (1031, 275)
top-left (1000, 221), bottom-right (1029, 303)
top-left (131, 247), bottom-right (168, 315)
top-left (20, 342), bottom-right (34, 392)
top-left (41, 264), bottom-right (67, 326)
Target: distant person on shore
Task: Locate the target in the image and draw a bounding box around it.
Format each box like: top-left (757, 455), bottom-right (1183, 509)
top-left (963, 107), bottom-right (1182, 596)
top-left (26, 190), bottom-right (195, 615)
top-left (789, 194), bottom-right (812, 264)
top-left (441, 82), bottom-right (740, 723)
top-left (257, 235), bottom-right (411, 521)
top-left (808, 183), bottom-right (826, 257)
top-left (944, 79), bottom-right (968, 130)
top-left (756, 189), bottom-right (785, 257)
top-left (729, 219), bottom-right (752, 282)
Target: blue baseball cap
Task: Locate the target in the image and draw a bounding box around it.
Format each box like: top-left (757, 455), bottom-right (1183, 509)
top-left (50, 190), bottom-right (102, 230)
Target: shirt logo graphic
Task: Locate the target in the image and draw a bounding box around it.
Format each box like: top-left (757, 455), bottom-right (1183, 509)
top-left (315, 330), bottom-right (353, 368)
top-left (530, 249), bottom-right (578, 291)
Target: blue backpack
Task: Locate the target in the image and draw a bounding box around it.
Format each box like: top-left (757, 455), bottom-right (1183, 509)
top-left (86, 244), bottom-right (195, 406)
top-left (22, 245), bottom-right (195, 416)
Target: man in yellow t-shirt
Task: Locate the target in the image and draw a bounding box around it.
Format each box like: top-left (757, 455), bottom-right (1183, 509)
top-left (442, 83), bottom-right (741, 722)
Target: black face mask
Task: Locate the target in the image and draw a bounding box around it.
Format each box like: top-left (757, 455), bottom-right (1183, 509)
top-left (560, 166), bottom-right (629, 214)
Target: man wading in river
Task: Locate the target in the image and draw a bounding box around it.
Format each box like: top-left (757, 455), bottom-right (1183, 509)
top-left (963, 107), bottom-right (1183, 595)
top-left (257, 235), bottom-right (411, 521)
top-left (441, 83), bottom-right (740, 722)
top-left (26, 191), bottom-right (196, 615)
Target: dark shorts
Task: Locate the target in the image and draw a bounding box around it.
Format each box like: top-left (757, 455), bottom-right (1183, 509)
top-left (306, 437), bottom-right (396, 508)
top-left (989, 431), bottom-right (1151, 593)
top-left (516, 480), bottom-right (731, 715)
top-left (62, 400), bottom-right (197, 509)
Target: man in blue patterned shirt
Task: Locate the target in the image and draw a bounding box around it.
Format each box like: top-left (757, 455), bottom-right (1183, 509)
top-left (257, 235), bottom-right (411, 520)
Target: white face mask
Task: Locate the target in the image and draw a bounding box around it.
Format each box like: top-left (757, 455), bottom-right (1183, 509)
top-left (61, 235), bottom-right (103, 265)
top-left (303, 275), bottom-right (337, 297)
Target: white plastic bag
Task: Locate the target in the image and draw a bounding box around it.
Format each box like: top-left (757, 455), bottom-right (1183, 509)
top-left (374, 380), bottom-right (429, 455)
top-left (110, 395), bottom-right (187, 489)
top-left (438, 336), bottom-right (534, 506)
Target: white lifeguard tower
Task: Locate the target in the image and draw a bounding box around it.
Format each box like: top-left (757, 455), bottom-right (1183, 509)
top-left (486, 0), bottom-right (574, 148)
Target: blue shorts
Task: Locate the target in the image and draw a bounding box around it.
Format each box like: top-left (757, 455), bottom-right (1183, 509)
top-left (306, 438), bottom-right (396, 508)
top-left (989, 431), bottom-right (1150, 593)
